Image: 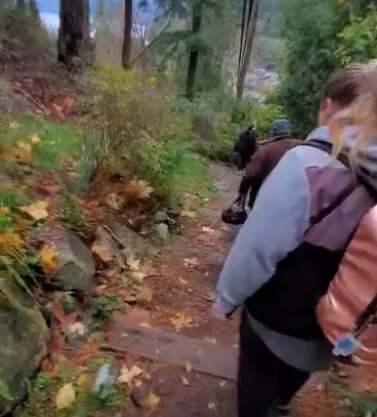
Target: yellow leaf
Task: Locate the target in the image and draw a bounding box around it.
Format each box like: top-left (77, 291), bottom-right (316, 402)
top-left (76, 374), bottom-right (89, 386)
top-left (170, 312), bottom-right (193, 331)
top-left (117, 365), bottom-right (143, 385)
top-left (20, 201), bottom-right (49, 221)
top-left (9, 121), bottom-right (19, 129)
top-left (39, 245), bottom-right (58, 273)
top-left (16, 142), bottom-right (32, 152)
top-left (0, 207), bottom-right (10, 216)
top-left (147, 76), bottom-right (157, 85)
top-left (55, 383), bottom-right (76, 410)
top-left (29, 134), bottom-right (41, 143)
top-left (0, 232), bottom-right (24, 254)
top-left (144, 391), bottom-right (160, 409)
top-left (180, 211), bottom-right (196, 218)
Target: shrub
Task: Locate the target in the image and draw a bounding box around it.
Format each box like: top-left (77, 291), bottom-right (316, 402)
top-left (81, 63), bottom-right (212, 206)
top-left (250, 101), bottom-right (287, 137)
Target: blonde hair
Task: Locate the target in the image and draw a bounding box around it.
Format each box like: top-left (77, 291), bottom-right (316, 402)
top-left (324, 60), bottom-right (377, 162)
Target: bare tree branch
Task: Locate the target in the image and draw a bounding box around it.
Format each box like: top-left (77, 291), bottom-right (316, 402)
top-left (130, 19), bottom-right (172, 65)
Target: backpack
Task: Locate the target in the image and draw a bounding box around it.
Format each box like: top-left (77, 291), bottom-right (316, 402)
top-left (304, 140), bottom-right (377, 366)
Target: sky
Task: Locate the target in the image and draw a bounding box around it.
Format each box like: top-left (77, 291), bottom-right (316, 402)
top-left (37, 0), bottom-right (154, 31)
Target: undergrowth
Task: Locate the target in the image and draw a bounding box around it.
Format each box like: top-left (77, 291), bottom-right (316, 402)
top-left (81, 63), bottom-right (213, 206)
top-left (328, 373), bottom-right (377, 417)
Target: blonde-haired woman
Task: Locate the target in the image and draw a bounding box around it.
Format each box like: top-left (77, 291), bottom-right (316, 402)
top-left (212, 61), bottom-right (377, 417)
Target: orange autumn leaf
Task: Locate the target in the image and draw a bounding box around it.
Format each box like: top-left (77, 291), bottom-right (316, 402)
top-left (124, 179), bottom-right (154, 199)
top-left (39, 245), bottom-right (58, 273)
top-left (0, 232), bottom-right (24, 254)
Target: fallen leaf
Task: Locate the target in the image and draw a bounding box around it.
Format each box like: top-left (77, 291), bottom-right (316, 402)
top-left (137, 286), bottom-right (153, 303)
top-left (144, 392), bottom-right (160, 409)
top-left (179, 277), bottom-right (189, 285)
top-left (208, 401), bottom-right (217, 411)
top-left (147, 76), bottom-right (157, 85)
top-left (180, 375), bottom-right (190, 386)
top-left (0, 207), bottom-right (10, 216)
top-left (91, 242), bottom-right (114, 263)
top-left (203, 337), bottom-right (217, 345)
top-left (171, 312), bottom-right (193, 331)
top-left (68, 322), bottom-right (86, 336)
top-left (17, 142), bottom-right (32, 152)
top-left (29, 134), bottom-right (41, 143)
top-left (105, 193), bottom-right (124, 210)
top-left (0, 232), bottom-right (24, 253)
top-left (76, 374), bottom-right (89, 386)
top-left (9, 121), bottom-right (19, 129)
top-left (118, 365), bottom-right (143, 385)
top-left (55, 383), bottom-right (76, 410)
top-left (39, 245), bottom-right (58, 273)
top-left (127, 256), bottom-right (142, 271)
top-left (20, 201), bottom-right (49, 221)
top-left (180, 211), bottom-right (196, 218)
top-left (201, 226), bottom-right (215, 233)
top-left (185, 362), bottom-right (193, 372)
top-left (124, 180), bottom-right (154, 199)
top-left (183, 257), bottom-right (199, 268)
top-left (127, 270), bottom-right (146, 283)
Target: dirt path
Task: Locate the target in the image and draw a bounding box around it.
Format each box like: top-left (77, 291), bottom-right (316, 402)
top-left (104, 164), bottom-right (347, 417)
top-left (105, 164), bottom-right (240, 417)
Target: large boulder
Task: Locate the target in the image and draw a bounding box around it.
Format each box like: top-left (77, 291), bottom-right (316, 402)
top-left (30, 225), bottom-right (96, 292)
top-left (0, 276), bottom-right (48, 416)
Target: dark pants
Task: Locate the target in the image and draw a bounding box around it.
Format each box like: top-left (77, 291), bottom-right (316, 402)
top-left (238, 311), bottom-right (310, 417)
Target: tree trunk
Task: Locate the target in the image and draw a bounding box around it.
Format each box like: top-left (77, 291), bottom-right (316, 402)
top-left (16, 0), bottom-right (26, 9)
top-left (58, 0), bottom-right (90, 68)
top-left (122, 0), bottom-right (133, 70)
top-left (185, 0), bottom-right (203, 100)
top-left (29, 0), bottom-right (40, 22)
top-left (236, 0), bottom-right (260, 99)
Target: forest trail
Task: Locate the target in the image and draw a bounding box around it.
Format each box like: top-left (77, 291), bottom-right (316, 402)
top-left (105, 164), bottom-right (347, 417)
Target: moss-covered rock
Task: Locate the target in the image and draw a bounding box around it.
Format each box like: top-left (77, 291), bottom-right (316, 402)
top-left (0, 277), bottom-right (48, 416)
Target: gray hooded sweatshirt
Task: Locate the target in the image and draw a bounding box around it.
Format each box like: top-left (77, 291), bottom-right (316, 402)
top-left (213, 125), bottom-right (377, 372)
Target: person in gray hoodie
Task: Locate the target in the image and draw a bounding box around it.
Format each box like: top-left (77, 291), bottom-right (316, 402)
top-left (212, 60), bottom-right (377, 417)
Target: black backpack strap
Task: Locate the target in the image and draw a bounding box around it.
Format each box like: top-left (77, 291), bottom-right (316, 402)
top-left (299, 140), bottom-right (357, 225)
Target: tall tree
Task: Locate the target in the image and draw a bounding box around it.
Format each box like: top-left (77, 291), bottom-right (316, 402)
top-left (185, 0), bottom-right (203, 99)
top-left (29, 0), bottom-right (41, 22)
top-left (236, 0), bottom-right (260, 99)
top-left (122, 0), bottom-right (133, 69)
top-left (277, 0), bottom-right (343, 136)
top-left (58, 0), bottom-right (90, 67)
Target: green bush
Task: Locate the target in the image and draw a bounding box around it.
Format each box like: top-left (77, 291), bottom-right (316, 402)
top-left (250, 101), bottom-right (287, 137)
top-left (82, 63), bottom-right (212, 207)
